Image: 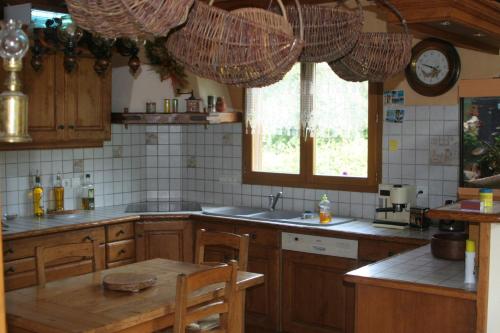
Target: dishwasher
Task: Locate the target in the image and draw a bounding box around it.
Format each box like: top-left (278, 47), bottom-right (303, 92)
top-left (281, 232), bottom-right (358, 259)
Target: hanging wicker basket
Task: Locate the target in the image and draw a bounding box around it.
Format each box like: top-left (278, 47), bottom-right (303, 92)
top-left (286, 1), bottom-right (363, 63)
top-left (66, 0), bottom-right (194, 38)
top-left (229, 0), bottom-right (304, 87)
top-left (329, 0), bottom-right (412, 82)
top-left (166, 0), bottom-right (303, 87)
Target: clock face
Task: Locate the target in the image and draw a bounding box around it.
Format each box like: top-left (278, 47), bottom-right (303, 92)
top-left (415, 50), bottom-right (449, 85)
top-left (405, 38), bottom-right (461, 97)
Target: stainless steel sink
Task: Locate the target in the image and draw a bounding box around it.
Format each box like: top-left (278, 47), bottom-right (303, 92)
top-left (202, 206), bottom-right (355, 227)
top-left (242, 210), bottom-right (303, 220)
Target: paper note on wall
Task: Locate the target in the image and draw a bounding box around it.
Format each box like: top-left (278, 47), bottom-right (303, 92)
top-left (430, 136), bottom-right (459, 165)
top-left (389, 139), bottom-right (399, 152)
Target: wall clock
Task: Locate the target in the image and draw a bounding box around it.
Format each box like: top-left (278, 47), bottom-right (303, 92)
top-left (405, 38), bottom-right (461, 97)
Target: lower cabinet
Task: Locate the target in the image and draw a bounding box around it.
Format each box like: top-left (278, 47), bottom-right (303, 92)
top-left (282, 250), bottom-right (358, 333)
top-left (135, 220), bottom-right (193, 262)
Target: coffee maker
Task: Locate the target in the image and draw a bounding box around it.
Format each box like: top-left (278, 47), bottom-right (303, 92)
top-left (374, 184), bottom-right (416, 229)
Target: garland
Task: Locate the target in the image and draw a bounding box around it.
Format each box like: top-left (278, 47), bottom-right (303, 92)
top-left (144, 37), bottom-right (188, 88)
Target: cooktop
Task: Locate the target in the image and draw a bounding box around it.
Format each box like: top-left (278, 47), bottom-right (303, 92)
top-left (125, 201), bottom-right (201, 213)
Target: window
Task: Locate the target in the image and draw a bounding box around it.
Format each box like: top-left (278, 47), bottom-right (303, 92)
top-left (243, 63), bottom-right (382, 192)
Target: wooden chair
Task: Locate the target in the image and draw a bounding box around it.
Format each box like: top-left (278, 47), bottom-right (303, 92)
top-left (173, 261), bottom-right (239, 333)
top-left (35, 240), bottom-right (103, 286)
top-left (195, 229), bottom-right (250, 271)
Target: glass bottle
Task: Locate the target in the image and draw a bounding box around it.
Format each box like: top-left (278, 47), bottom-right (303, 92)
top-left (81, 173), bottom-right (95, 210)
top-left (32, 171), bottom-right (44, 217)
top-left (319, 194), bottom-right (332, 224)
top-left (54, 173), bottom-right (64, 211)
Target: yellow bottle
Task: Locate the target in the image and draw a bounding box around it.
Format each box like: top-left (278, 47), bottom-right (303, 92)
top-left (32, 173), bottom-right (44, 217)
top-left (54, 173), bottom-right (64, 211)
top-left (319, 194), bottom-right (332, 224)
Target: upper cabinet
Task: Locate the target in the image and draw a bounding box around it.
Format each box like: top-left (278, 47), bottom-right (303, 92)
top-left (0, 52), bottom-right (111, 150)
top-left (387, 0), bottom-right (500, 54)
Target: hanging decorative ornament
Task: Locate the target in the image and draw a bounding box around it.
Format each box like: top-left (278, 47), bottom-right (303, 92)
top-left (115, 38), bottom-right (141, 74)
top-left (84, 32), bottom-right (114, 76)
top-left (57, 15), bottom-right (83, 73)
top-left (0, 19), bottom-right (32, 143)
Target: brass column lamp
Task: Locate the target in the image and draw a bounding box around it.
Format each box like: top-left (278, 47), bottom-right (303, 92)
top-left (0, 19), bottom-right (31, 143)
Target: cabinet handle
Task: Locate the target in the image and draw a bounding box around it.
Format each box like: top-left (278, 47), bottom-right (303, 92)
top-left (250, 233), bottom-right (257, 240)
top-left (118, 249), bottom-right (126, 256)
top-left (83, 236), bottom-right (94, 242)
top-left (388, 251), bottom-right (395, 257)
top-left (68, 125), bottom-right (75, 130)
top-left (116, 230), bottom-right (125, 236)
top-left (3, 248), bottom-right (14, 255)
top-left (5, 266), bottom-right (15, 274)
top-left (57, 125), bottom-right (65, 130)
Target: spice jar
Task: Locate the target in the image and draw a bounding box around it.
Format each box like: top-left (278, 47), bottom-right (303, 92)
top-left (215, 97), bottom-right (226, 113)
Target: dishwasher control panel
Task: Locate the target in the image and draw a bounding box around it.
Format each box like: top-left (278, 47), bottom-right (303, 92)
top-left (282, 232), bottom-right (358, 259)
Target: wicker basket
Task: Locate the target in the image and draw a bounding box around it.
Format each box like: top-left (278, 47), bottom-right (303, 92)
top-left (286, 1), bottom-right (363, 63)
top-left (66, 0), bottom-right (193, 38)
top-left (166, 0), bottom-right (303, 87)
top-left (229, 0), bottom-right (304, 87)
top-left (329, 0), bottom-right (412, 82)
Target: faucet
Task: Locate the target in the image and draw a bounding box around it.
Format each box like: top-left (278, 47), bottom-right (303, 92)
top-left (268, 192), bottom-right (283, 211)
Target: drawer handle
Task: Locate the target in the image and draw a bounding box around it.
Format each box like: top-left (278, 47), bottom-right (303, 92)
top-left (5, 266), bottom-right (15, 274)
top-left (3, 248), bottom-right (14, 255)
top-left (118, 249), bottom-right (127, 256)
top-left (116, 230), bottom-right (125, 236)
top-left (68, 124), bottom-right (75, 130)
top-left (83, 236), bottom-right (94, 242)
top-left (388, 251), bottom-right (395, 257)
top-left (57, 124), bottom-right (65, 130)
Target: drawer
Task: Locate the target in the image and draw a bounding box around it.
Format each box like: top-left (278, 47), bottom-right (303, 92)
top-left (106, 222), bottom-right (135, 242)
top-left (358, 239), bottom-right (418, 262)
top-left (3, 227), bottom-right (105, 261)
top-left (235, 225), bottom-right (280, 248)
top-left (106, 239), bottom-right (135, 263)
top-left (107, 259), bottom-right (135, 269)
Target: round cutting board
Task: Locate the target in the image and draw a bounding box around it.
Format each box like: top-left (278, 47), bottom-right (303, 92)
top-left (103, 273), bottom-right (157, 292)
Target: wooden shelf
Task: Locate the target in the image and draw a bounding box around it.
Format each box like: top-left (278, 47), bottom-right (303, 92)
top-left (111, 112), bottom-right (242, 125)
top-left (386, 0), bottom-right (500, 54)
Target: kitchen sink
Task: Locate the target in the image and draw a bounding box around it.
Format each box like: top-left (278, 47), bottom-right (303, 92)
top-left (202, 206), bottom-right (355, 227)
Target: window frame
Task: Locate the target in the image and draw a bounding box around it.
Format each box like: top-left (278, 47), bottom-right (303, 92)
top-left (242, 78), bottom-right (383, 193)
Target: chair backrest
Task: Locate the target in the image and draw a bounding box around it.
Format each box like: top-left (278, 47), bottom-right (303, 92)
top-left (195, 229), bottom-right (249, 271)
top-left (35, 240), bottom-right (102, 286)
top-left (173, 261), bottom-right (238, 333)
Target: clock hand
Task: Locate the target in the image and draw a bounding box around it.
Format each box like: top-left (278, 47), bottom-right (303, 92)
top-left (422, 63), bottom-right (438, 71)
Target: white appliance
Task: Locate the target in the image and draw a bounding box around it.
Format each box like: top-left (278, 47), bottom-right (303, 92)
top-left (374, 184), bottom-right (416, 229)
top-left (282, 232), bottom-right (358, 259)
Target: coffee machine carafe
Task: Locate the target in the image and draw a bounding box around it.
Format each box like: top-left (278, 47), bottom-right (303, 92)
top-left (374, 184), bottom-right (416, 229)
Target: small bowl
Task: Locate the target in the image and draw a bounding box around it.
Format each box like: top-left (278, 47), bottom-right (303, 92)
top-left (431, 233), bottom-right (467, 260)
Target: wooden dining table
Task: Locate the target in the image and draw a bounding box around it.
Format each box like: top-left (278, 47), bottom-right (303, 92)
top-left (5, 258), bottom-right (264, 333)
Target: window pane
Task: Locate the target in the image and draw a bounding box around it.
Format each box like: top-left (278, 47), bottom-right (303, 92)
top-left (313, 62), bottom-right (369, 178)
top-left (250, 64), bottom-right (301, 174)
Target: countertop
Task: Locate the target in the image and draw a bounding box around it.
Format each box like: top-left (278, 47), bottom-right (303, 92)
top-left (2, 205), bottom-right (435, 243)
top-left (345, 244), bottom-right (475, 298)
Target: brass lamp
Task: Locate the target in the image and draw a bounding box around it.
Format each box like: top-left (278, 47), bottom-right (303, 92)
top-left (0, 19), bottom-right (31, 143)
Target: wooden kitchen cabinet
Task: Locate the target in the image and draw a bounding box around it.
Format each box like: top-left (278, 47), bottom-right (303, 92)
top-left (0, 53), bottom-right (110, 150)
top-left (135, 220), bottom-right (193, 262)
top-left (282, 250), bottom-right (358, 333)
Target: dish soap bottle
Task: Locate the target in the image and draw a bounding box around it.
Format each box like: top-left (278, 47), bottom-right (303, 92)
top-left (319, 194), bottom-right (332, 224)
top-left (81, 174), bottom-right (95, 210)
top-left (32, 171), bottom-right (44, 217)
top-left (54, 173), bottom-right (64, 211)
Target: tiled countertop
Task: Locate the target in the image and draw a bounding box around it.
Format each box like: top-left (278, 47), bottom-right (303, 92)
top-left (346, 244), bottom-right (475, 294)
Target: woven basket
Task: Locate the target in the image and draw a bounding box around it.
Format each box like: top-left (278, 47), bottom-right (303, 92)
top-left (66, 0), bottom-right (193, 38)
top-left (329, 0), bottom-right (412, 82)
top-left (230, 0), bottom-right (304, 87)
top-left (286, 1), bottom-right (363, 63)
top-left (166, 0), bottom-right (303, 87)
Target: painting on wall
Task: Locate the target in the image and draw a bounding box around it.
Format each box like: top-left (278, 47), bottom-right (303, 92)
top-left (460, 96), bottom-right (500, 188)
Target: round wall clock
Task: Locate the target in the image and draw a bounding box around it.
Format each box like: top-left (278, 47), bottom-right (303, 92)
top-left (405, 38), bottom-right (461, 97)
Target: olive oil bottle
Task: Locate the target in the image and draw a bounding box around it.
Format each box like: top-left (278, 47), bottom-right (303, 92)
top-left (81, 174), bottom-right (95, 210)
top-left (54, 173), bottom-right (64, 211)
top-left (32, 172), bottom-right (44, 217)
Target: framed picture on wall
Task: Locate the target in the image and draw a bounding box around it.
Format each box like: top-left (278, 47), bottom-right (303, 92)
top-left (460, 79), bottom-right (500, 188)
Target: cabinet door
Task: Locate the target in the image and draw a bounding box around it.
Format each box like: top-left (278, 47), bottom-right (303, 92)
top-left (135, 220), bottom-right (193, 262)
top-left (0, 53), bottom-right (64, 149)
top-left (244, 246), bottom-right (281, 332)
top-left (282, 250), bottom-right (358, 333)
top-left (64, 56), bottom-right (111, 142)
